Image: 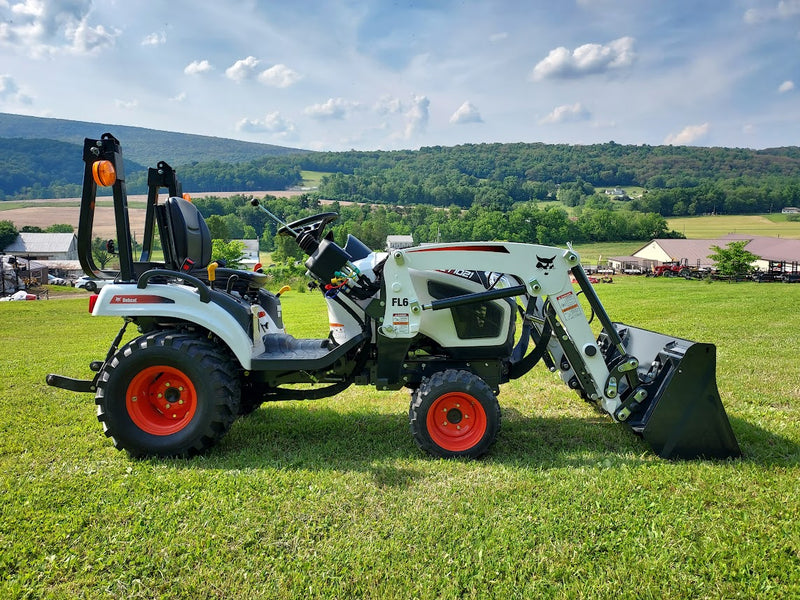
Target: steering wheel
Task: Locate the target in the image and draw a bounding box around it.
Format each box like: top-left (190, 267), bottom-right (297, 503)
top-left (277, 212), bottom-right (339, 242)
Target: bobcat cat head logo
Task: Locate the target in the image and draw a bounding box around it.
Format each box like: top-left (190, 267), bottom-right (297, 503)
top-left (536, 255), bottom-right (556, 274)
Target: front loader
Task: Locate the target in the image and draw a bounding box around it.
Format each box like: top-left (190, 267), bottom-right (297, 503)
top-left (47, 134), bottom-right (740, 460)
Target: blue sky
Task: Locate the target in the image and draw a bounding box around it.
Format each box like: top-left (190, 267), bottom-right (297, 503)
top-left (0, 0), bottom-right (798, 151)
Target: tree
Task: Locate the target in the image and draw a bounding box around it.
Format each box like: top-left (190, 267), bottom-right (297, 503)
top-left (206, 215), bottom-right (230, 241)
top-left (708, 241), bottom-right (759, 281)
top-left (0, 220), bottom-right (19, 250)
top-left (211, 239), bottom-right (246, 268)
top-left (92, 237), bottom-right (114, 269)
top-left (45, 223), bottom-right (75, 233)
top-left (271, 235), bottom-right (304, 264)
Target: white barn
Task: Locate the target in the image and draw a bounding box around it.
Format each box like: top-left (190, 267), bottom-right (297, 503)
top-left (3, 233), bottom-right (78, 261)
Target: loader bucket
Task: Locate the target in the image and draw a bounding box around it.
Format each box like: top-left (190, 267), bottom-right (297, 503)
top-left (608, 324), bottom-right (741, 460)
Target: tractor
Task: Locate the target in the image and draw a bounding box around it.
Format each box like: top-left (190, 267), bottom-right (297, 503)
top-left (47, 134), bottom-right (740, 460)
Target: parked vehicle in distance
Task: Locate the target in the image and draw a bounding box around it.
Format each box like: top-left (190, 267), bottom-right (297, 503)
top-left (47, 274), bottom-right (71, 286)
top-left (75, 275), bottom-right (110, 292)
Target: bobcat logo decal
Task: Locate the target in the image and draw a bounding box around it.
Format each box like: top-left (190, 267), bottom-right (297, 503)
top-left (536, 255), bottom-right (556, 274)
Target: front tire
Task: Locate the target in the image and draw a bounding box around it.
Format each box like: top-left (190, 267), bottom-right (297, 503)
top-left (95, 331), bottom-right (241, 458)
top-left (409, 370), bottom-right (501, 459)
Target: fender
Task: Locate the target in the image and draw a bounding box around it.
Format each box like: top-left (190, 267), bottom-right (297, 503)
top-left (92, 283), bottom-right (257, 369)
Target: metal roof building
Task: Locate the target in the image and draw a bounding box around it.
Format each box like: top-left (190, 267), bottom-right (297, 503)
top-left (2, 233), bottom-right (78, 261)
top-left (610, 234), bottom-right (800, 272)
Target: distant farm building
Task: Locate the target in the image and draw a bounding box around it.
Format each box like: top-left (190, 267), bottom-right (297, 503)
top-left (386, 235), bottom-right (414, 250)
top-left (2, 233), bottom-right (81, 278)
top-left (3, 233), bottom-right (78, 261)
top-left (233, 239), bottom-right (260, 269)
top-left (608, 234), bottom-right (800, 273)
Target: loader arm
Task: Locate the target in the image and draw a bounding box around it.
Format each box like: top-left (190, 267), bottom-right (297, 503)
top-left (379, 242), bottom-right (740, 459)
top-left (380, 242), bottom-right (622, 416)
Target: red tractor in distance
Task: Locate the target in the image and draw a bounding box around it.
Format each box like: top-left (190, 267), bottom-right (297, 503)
top-left (650, 259), bottom-right (691, 278)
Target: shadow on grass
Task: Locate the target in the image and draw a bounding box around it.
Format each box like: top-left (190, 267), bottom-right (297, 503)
top-left (169, 403), bottom-right (799, 474)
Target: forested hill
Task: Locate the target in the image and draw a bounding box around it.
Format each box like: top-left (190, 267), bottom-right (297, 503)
top-left (301, 142), bottom-right (800, 189)
top-left (1, 111), bottom-right (799, 217)
top-left (0, 112), bottom-right (305, 167)
top-left (0, 137), bottom-right (146, 199)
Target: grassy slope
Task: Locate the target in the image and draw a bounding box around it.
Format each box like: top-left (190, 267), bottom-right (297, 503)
top-left (299, 170), bottom-right (334, 187)
top-left (1, 280), bottom-right (799, 599)
top-left (667, 214), bottom-right (800, 239)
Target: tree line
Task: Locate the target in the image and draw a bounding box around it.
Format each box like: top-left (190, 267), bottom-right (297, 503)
top-left (190, 194), bottom-right (680, 263)
top-left (3, 138), bottom-right (800, 217)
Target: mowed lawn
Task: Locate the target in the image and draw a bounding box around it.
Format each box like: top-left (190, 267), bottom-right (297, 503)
top-left (1, 278), bottom-right (798, 599)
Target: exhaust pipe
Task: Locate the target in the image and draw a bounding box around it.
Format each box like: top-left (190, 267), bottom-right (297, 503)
top-left (599, 324), bottom-right (741, 460)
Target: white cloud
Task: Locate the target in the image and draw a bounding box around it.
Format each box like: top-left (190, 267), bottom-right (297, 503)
top-left (184, 60), bottom-right (213, 75)
top-left (226, 56), bottom-right (260, 82)
top-left (66, 20), bottom-right (118, 54)
top-left (489, 32), bottom-right (508, 43)
top-left (449, 101), bottom-right (483, 124)
top-left (305, 97), bottom-right (359, 120)
top-left (778, 80), bottom-right (795, 93)
top-left (780, 0), bottom-right (800, 17)
top-left (531, 36), bottom-right (636, 80)
top-left (170, 92), bottom-right (187, 103)
top-left (0, 74), bottom-right (33, 104)
top-left (744, 8), bottom-right (766, 24)
top-left (0, 1), bottom-right (118, 56)
top-left (374, 95), bottom-right (404, 115)
top-left (664, 122), bottom-right (710, 145)
top-left (236, 112), bottom-right (295, 136)
top-left (745, 0), bottom-right (800, 23)
top-left (258, 64), bottom-right (301, 88)
top-left (0, 75), bottom-right (19, 97)
top-left (403, 94), bottom-right (429, 138)
top-left (539, 102), bottom-right (591, 124)
top-left (114, 98), bottom-right (138, 110)
top-left (141, 31), bottom-right (166, 46)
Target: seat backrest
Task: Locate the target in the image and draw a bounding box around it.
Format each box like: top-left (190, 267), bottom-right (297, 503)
top-left (163, 197), bottom-right (212, 270)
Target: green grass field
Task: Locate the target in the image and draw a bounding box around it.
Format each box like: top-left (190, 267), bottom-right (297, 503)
top-left (667, 214), bottom-right (800, 239)
top-left (1, 279), bottom-right (799, 598)
top-left (299, 170), bottom-right (334, 188)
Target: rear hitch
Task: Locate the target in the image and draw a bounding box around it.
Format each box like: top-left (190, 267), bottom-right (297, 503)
top-left (45, 320), bottom-right (131, 395)
top-left (45, 373), bottom-right (97, 393)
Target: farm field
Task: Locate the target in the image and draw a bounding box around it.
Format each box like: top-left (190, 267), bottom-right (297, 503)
top-left (1, 278), bottom-right (798, 598)
top-left (299, 170), bottom-right (334, 188)
top-left (0, 190), bottom-right (303, 239)
top-left (667, 213), bottom-right (800, 239)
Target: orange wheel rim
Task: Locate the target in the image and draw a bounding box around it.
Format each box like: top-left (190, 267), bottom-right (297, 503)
top-left (126, 365), bottom-right (197, 435)
top-left (425, 391), bottom-right (487, 452)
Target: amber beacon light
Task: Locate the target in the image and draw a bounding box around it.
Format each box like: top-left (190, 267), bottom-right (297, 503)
top-left (91, 160), bottom-right (116, 187)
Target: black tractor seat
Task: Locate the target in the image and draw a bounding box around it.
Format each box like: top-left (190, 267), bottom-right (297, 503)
top-left (160, 196), bottom-right (268, 293)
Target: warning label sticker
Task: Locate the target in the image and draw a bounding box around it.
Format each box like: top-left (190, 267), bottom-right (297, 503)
top-left (555, 291), bottom-right (581, 321)
top-left (392, 313), bottom-right (409, 334)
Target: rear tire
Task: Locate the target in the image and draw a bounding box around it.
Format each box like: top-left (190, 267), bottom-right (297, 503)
top-left (95, 331), bottom-right (241, 458)
top-left (409, 369), bottom-right (500, 459)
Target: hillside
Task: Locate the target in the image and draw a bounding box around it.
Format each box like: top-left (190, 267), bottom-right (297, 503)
top-left (2, 113), bottom-right (799, 216)
top-left (0, 137), bottom-right (147, 199)
top-left (0, 112), bottom-right (306, 167)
